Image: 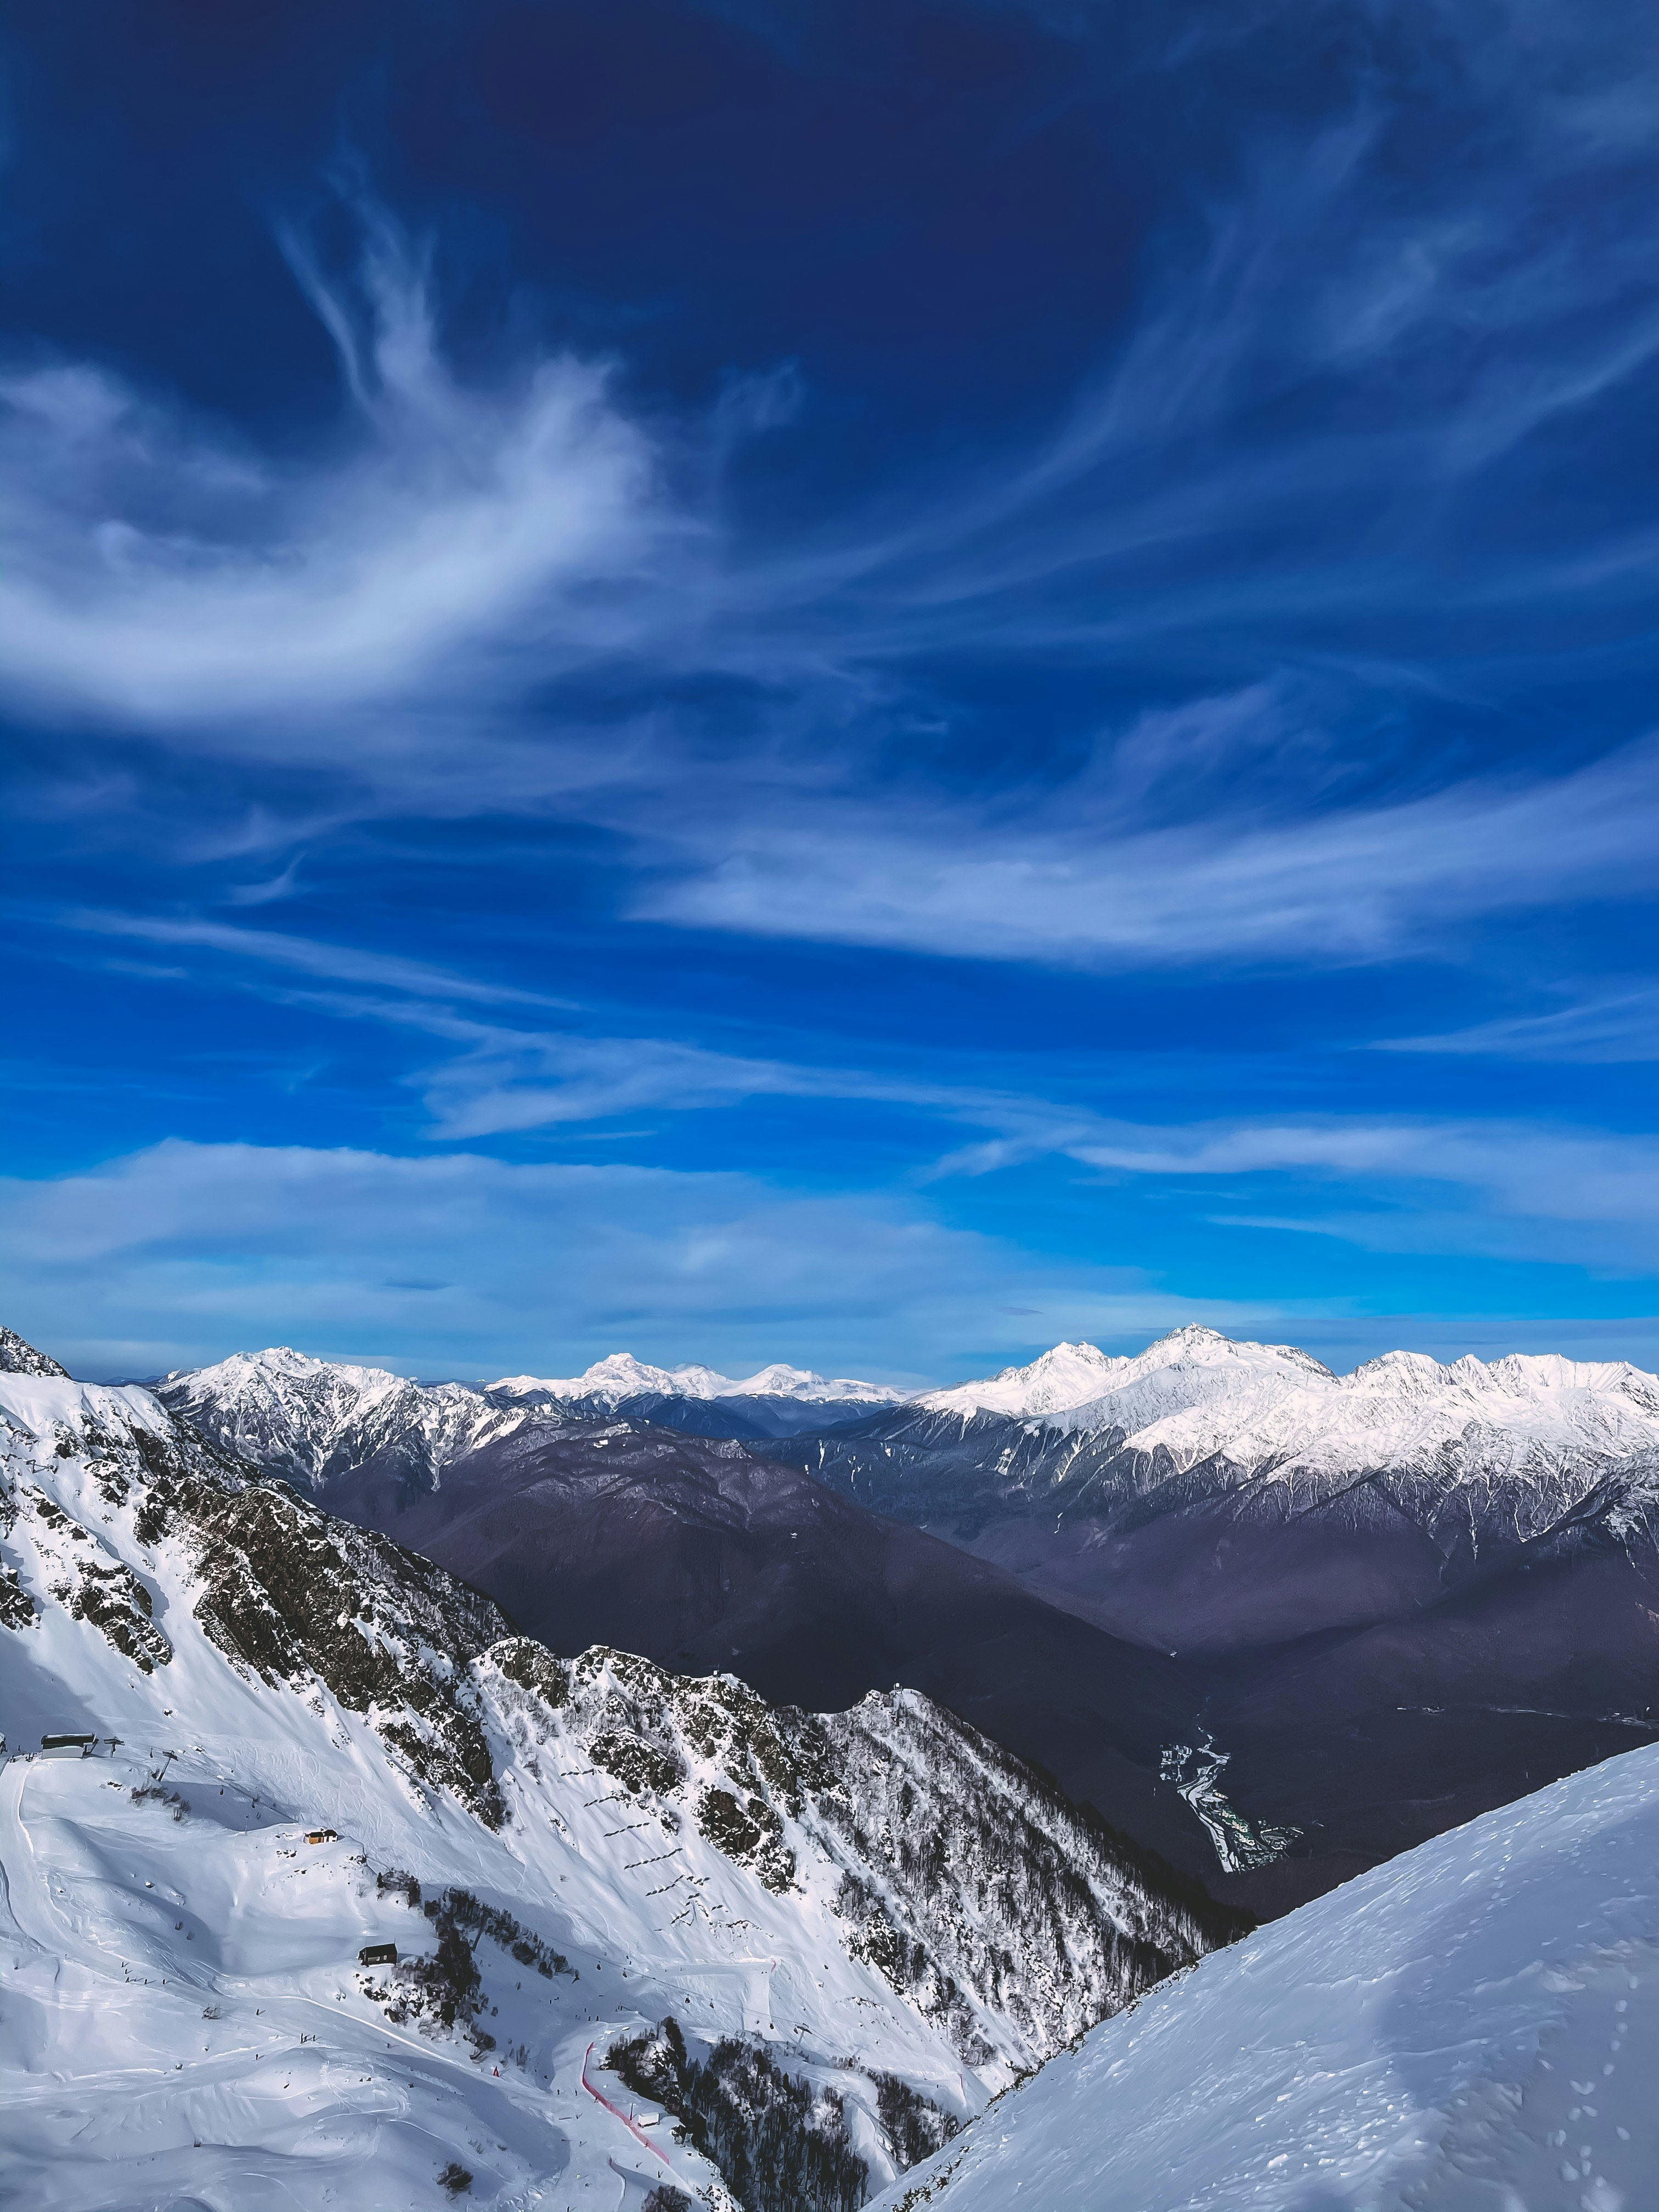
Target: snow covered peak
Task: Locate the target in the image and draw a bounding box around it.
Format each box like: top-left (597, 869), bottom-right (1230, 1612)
top-left (1033, 1331), bottom-right (1659, 1511)
top-left (729, 1361), bottom-right (902, 1402)
top-left (914, 1341), bottom-right (1132, 1418)
top-left (0, 1358), bottom-right (1240, 2210)
top-left (916, 1327), bottom-right (1331, 1421)
top-left (490, 1352), bottom-right (903, 1407)
top-left (1130, 1321), bottom-right (1335, 1381)
top-left (492, 1351), bottom-right (721, 1401)
top-left (153, 1342), bottom-right (904, 1486)
top-left (153, 1344), bottom-right (519, 1487)
top-left (893, 1325), bottom-right (1659, 1526)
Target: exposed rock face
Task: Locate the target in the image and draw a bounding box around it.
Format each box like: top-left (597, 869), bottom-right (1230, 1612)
top-left (1, 1367), bottom-right (511, 1821)
top-left (151, 1345), bottom-right (904, 1490)
top-left (152, 1345), bottom-right (528, 1490)
top-left (791, 1325), bottom-right (1659, 1567)
top-left (154, 1329), bottom-right (1659, 1920)
top-left (481, 1641), bottom-right (1246, 2072)
top-left (0, 1327), bottom-right (69, 1379)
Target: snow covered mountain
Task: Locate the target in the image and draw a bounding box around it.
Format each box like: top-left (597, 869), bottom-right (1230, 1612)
top-left (156, 1325), bottom-right (1659, 1523)
top-left (909, 1340), bottom-right (1133, 1419)
top-left (874, 1321), bottom-right (1659, 1518)
top-left (149, 1328), bottom-right (1659, 1920)
top-left (1040, 1324), bottom-right (1659, 1501)
top-left (492, 1353), bottom-right (906, 1440)
top-left (0, 1323), bottom-right (69, 1378)
top-left (792, 1322), bottom-right (1659, 1611)
top-left (869, 1735), bottom-right (1659, 2212)
top-left (0, 1331), bottom-right (1242, 2210)
top-left (782, 1324), bottom-right (1659, 1912)
top-left (494, 1351), bottom-right (904, 1409)
top-left (153, 1345), bottom-right (530, 1490)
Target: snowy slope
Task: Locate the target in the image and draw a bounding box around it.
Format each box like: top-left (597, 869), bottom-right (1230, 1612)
top-left (909, 1323), bottom-right (1659, 1492)
top-left (0, 1345), bottom-right (1233, 2210)
top-left (1041, 1326), bottom-right (1659, 1486)
top-left (868, 1737), bottom-right (1659, 2212)
top-left (0, 1325), bottom-right (69, 1378)
top-left (911, 1341), bottom-right (1136, 1420)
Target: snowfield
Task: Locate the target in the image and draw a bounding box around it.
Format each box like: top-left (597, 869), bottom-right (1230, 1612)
top-left (868, 1738), bottom-right (1659, 2212)
top-left (0, 1357), bottom-right (1228, 2210)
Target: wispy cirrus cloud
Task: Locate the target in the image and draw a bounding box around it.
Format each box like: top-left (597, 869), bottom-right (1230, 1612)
top-left (1377, 987), bottom-right (1659, 1063)
top-left (63, 909), bottom-right (572, 1009)
top-left (941, 1109), bottom-right (1659, 1269)
top-left (8, 30), bottom-right (1659, 991)
top-left (641, 730), bottom-right (1659, 969)
top-left (5, 1133), bottom-right (1657, 1384)
top-left (48, 907), bottom-right (1659, 1273)
top-left (0, 194), bottom-right (663, 739)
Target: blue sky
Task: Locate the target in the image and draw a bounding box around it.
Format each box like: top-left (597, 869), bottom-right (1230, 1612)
top-left (4, 0), bottom-right (1659, 1383)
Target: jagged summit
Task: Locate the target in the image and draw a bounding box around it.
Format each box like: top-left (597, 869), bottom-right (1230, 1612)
top-left (490, 1350), bottom-right (905, 1406)
top-left (153, 1344), bottom-right (526, 1487)
top-left (913, 1340), bottom-right (1127, 1419)
top-left (904, 1324), bottom-right (1659, 1505)
top-left (154, 1342), bottom-right (907, 1485)
top-left (0, 1326), bottom-right (69, 1379)
top-left (915, 1325), bottom-right (1334, 1421)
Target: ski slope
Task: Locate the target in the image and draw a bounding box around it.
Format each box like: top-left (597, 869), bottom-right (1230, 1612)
top-left (868, 1740), bottom-right (1659, 2211)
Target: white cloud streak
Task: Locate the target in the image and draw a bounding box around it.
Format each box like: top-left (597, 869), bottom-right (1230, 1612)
top-left (1377, 987), bottom-right (1659, 1063)
top-left (977, 1110), bottom-right (1659, 1268)
top-left (63, 910), bottom-right (572, 1009)
top-left (47, 910), bottom-right (1659, 1266)
top-left (641, 732), bottom-right (1659, 968)
top-left (0, 210), bottom-right (662, 732)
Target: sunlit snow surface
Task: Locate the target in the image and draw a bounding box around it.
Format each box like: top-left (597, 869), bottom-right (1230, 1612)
top-left (869, 1742), bottom-right (1659, 2212)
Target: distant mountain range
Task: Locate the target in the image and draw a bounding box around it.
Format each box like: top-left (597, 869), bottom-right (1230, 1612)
top-left (143, 1326), bottom-right (1659, 1918)
top-left (790, 1322), bottom-right (1659, 1644)
top-left (154, 1344), bottom-right (905, 1472)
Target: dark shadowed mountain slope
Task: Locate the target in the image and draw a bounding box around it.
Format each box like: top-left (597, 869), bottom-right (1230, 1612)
top-left (780, 1327), bottom-right (1659, 1647)
top-left (151, 1345), bottom-right (899, 1485)
top-left (296, 1412), bottom-right (1659, 1920)
top-left (317, 1417), bottom-right (1222, 1883)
